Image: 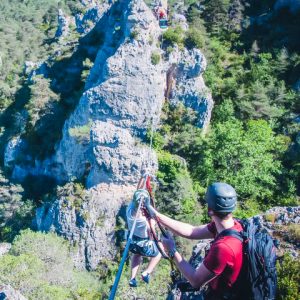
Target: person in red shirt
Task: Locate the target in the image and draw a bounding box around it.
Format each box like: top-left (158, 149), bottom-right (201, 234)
top-left (145, 182), bottom-right (243, 300)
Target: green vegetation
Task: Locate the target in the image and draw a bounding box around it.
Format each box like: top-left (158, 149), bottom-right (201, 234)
top-left (185, 27), bottom-right (205, 49)
top-left (277, 254), bottom-right (300, 300)
top-left (153, 0), bottom-right (299, 221)
top-left (99, 259), bottom-right (171, 299)
top-left (0, 230), bottom-right (101, 299)
top-left (69, 120), bottom-right (92, 144)
top-left (0, 171), bottom-right (36, 242)
top-left (151, 51), bottom-right (161, 65)
top-left (163, 26), bottom-right (184, 47)
top-left (286, 224), bottom-right (300, 243)
top-left (0, 1), bottom-right (298, 299)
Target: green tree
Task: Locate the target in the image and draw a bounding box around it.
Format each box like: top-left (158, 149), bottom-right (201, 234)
top-left (195, 119), bottom-right (290, 205)
top-left (156, 151), bottom-right (197, 217)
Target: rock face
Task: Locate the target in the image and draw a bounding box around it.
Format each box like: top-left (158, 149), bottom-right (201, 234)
top-left (36, 0), bottom-right (165, 269)
top-left (0, 285), bottom-right (27, 300)
top-left (168, 47), bottom-right (212, 129)
top-left (55, 9), bottom-right (73, 38)
top-left (5, 0), bottom-right (213, 269)
top-left (0, 243), bottom-right (11, 258)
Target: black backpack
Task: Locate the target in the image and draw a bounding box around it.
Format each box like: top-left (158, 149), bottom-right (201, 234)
top-left (219, 217), bottom-right (278, 300)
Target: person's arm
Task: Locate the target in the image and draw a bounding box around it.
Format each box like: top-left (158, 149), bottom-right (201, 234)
top-left (173, 252), bottom-right (216, 288)
top-left (162, 235), bottom-right (216, 288)
top-left (156, 211), bottom-right (214, 240)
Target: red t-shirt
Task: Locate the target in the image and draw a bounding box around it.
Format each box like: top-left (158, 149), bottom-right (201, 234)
top-left (203, 220), bottom-right (243, 295)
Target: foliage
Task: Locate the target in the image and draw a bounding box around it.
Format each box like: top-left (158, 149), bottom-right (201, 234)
top-left (130, 30), bottom-right (139, 40)
top-left (26, 75), bottom-right (60, 129)
top-left (195, 119), bottom-right (290, 205)
top-left (0, 0), bottom-right (82, 110)
top-left (0, 172), bottom-right (35, 242)
top-left (156, 151), bottom-right (197, 217)
top-left (151, 52), bottom-right (161, 65)
top-left (185, 27), bottom-right (205, 49)
top-left (98, 258), bottom-right (171, 299)
top-left (286, 224), bottom-right (300, 243)
top-left (0, 230), bottom-right (101, 300)
top-left (163, 26), bottom-right (184, 47)
top-left (69, 120), bottom-right (92, 145)
top-left (277, 254), bottom-right (300, 300)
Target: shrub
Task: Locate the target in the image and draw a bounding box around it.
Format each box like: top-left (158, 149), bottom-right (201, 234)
top-left (69, 120), bottom-right (92, 144)
top-left (286, 224), bottom-right (300, 243)
top-left (156, 151), bottom-right (197, 217)
top-left (0, 172), bottom-right (35, 242)
top-left (151, 52), bottom-right (161, 65)
top-left (0, 230), bottom-right (101, 299)
top-left (130, 30), bottom-right (139, 40)
top-left (185, 27), bottom-right (204, 49)
top-left (277, 254), bottom-right (300, 300)
top-left (195, 119), bottom-right (291, 206)
top-left (163, 26), bottom-right (184, 46)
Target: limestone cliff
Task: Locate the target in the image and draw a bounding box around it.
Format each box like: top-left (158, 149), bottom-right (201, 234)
top-left (5, 0), bottom-right (213, 269)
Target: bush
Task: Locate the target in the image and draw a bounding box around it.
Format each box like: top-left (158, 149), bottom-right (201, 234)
top-left (0, 230), bottom-right (101, 299)
top-left (163, 26), bottom-right (184, 46)
top-left (151, 52), bottom-right (161, 65)
top-left (130, 30), bottom-right (139, 40)
top-left (277, 254), bottom-right (300, 300)
top-left (156, 151), bottom-right (197, 217)
top-left (0, 172), bottom-right (35, 242)
top-left (69, 120), bottom-right (92, 144)
top-left (185, 27), bottom-right (204, 49)
top-left (286, 224), bottom-right (300, 243)
top-left (194, 119), bottom-right (291, 206)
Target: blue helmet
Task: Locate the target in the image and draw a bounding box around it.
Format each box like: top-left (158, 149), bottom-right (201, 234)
top-left (205, 182), bottom-right (237, 213)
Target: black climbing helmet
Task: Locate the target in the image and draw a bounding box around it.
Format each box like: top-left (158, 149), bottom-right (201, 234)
top-left (205, 182), bottom-right (237, 213)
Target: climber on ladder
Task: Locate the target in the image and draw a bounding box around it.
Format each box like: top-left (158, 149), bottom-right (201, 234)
top-left (109, 174), bottom-right (171, 300)
top-left (153, 1), bottom-right (168, 29)
top-left (126, 188), bottom-right (162, 287)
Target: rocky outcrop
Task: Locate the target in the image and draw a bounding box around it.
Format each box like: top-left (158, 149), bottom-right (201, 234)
top-left (168, 47), bottom-right (212, 129)
top-left (5, 0), bottom-right (213, 269)
top-left (0, 243), bottom-right (11, 257)
top-left (36, 0), bottom-right (165, 269)
top-left (55, 9), bottom-right (74, 38)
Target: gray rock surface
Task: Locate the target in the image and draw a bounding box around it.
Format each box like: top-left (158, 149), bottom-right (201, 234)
top-left (5, 0), bottom-right (213, 269)
top-left (37, 0), bottom-right (164, 269)
top-left (168, 47), bottom-right (213, 129)
top-left (55, 9), bottom-right (73, 38)
top-left (0, 285), bottom-right (27, 300)
top-left (0, 243), bottom-right (11, 257)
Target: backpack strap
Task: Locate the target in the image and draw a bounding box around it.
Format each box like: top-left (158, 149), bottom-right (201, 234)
top-left (217, 229), bottom-right (244, 242)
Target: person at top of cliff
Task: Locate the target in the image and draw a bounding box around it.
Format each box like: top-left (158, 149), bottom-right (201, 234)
top-left (145, 182), bottom-right (243, 300)
top-left (126, 189), bottom-right (162, 287)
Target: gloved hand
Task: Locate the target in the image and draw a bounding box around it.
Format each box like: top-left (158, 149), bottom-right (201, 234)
top-left (162, 232), bottom-right (176, 253)
top-left (143, 194), bottom-right (157, 218)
